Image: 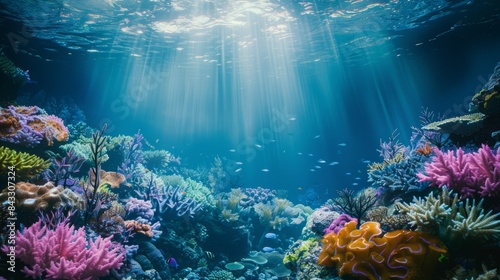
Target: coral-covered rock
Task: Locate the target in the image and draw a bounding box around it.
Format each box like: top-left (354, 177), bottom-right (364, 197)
top-left (0, 105), bottom-right (69, 146)
top-left (318, 221), bottom-right (447, 280)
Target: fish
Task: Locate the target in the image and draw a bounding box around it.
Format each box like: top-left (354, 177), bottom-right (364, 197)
top-left (355, 177), bottom-right (361, 180)
top-left (298, 152), bottom-right (303, 155)
top-left (289, 117), bottom-right (296, 121)
top-left (234, 168), bottom-right (242, 173)
top-left (314, 135), bottom-right (321, 138)
top-left (308, 153), bottom-right (314, 157)
top-left (262, 247), bottom-right (275, 252)
top-left (205, 251), bottom-right (215, 259)
top-left (329, 161), bottom-right (339, 165)
top-left (167, 257), bottom-right (179, 269)
top-left (265, 233), bottom-right (278, 239)
top-left (297, 187), bottom-right (302, 190)
top-left (317, 159), bottom-right (326, 164)
top-left (261, 169), bottom-right (269, 172)
top-left (314, 166), bottom-right (321, 169)
top-left (229, 149), bottom-right (236, 152)
top-left (255, 144), bottom-right (263, 148)
top-left (338, 143), bottom-right (347, 147)
top-left (361, 160), bottom-right (371, 164)
top-left (310, 169), bottom-right (315, 172)
top-left (235, 161), bottom-right (243, 165)
top-left (352, 183), bottom-right (358, 186)
top-left (345, 172), bottom-right (351, 176)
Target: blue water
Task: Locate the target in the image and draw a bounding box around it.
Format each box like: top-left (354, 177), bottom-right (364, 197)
top-left (1, 0), bottom-right (500, 202)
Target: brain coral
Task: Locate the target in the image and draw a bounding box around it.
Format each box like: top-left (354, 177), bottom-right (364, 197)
top-left (317, 221), bottom-right (447, 280)
top-left (0, 181), bottom-right (84, 213)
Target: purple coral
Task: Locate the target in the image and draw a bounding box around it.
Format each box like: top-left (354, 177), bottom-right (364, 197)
top-left (154, 185), bottom-right (202, 218)
top-left (125, 197), bottom-right (155, 223)
top-left (43, 149), bottom-right (85, 188)
top-left (1, 219), bottom-right (123, 280)
top-left (417, 145), bottom-right (500, 199)
top-left (0, 105), bottom-right (68, 147)
top-left (324, 214), bottom-right (357, 235)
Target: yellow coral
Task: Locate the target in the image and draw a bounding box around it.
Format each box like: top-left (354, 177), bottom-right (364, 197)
top-left (0, 145), bottom-right (50, 179)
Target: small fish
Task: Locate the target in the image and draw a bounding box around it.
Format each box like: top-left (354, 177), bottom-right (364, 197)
top-left (362, 160), bottom-right (371, 164)
top-left (235, 161), bottom-right (243, 165)
top-left (315, 166), bottom-right (321, 169)
top-left (308, 153), bottom-right (314, 157)
top-left (205, 251), bottom-right (215, 259)
top-left (229, 149), bottom-right (236, 152)
top-left (310, 169), bottom-right (315, 172)
top-left (289, 117), bottom-right (296, 121)
top-left (329, 161), bottom-right (339, 166)
top-left (262, 247), bottom-right (275, 252)
top-left (345, 172), bottom-right (351, 176)
top-left (234, 168), bottom-right (242, 173)
top-left (297, 187), bottom-right (302, 190)
top-left (255, 144), bottom-right (263, 148)
top-left (314, 135), bottom-right (321, 138)
top-left (338, 143), bottom-right (347, 147)
top-left (265, 233), bottom-right (278, 239)
top-left (298, 152), bottom-right (303, 155)
top-left (155, 139), bottom-right (159, 143)
top-left (261, 169), bottom-right (269, 172)
top-left (352, 183), bottom-right (358, 186)
top-left (167, 257), bottom-right (179, 269)
top-left (318, 159), bottom-right (326, 164)
top-left (355, 177), bottom-right (361, 180)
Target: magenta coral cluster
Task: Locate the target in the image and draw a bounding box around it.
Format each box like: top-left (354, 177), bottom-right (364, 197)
top-left (323, 213), bottom-right (357, 235)
top-left (1, 219), bottom-right (123, 279)
top-left (417, 144), bottom-right (500, 199)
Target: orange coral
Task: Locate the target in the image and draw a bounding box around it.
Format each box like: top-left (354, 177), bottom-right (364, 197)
top-left (318, 221), bottom-right (447, 280)
top-left (0, 113), bottom-right (22, 137)
top-left (125, 220), bottom-right (154, 237)
top-left (415, 142), bottom-right (433, 156)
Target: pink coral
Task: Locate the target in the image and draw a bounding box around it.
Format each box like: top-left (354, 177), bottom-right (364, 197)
top-left (1, 220), bottom-right (123, 280)
top-left (417, 145), bottom-right (500, 199)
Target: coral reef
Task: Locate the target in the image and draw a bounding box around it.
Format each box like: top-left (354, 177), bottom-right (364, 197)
top-left (0, 145), bottom-right (50, 179)
top-left (0, 218), bottom-right (123, 279)
top-left (396, 187), bottom-right (500, 248)
top-left (368, 154), bottom-right (429, 203)
top-left (0, 49), bottom-right (30, 103)
top-left (0, 105), bottom-right (69, 146)
top-left (318, 220), bottom-right (447, 280)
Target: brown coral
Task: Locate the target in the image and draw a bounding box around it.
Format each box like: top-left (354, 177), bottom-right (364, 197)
top-left (0, 181), bottom-right (84, 213)
top-left (125, 220), bottom-right (154, 237)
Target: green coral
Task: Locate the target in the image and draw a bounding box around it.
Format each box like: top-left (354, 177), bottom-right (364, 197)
top-left (207, 270), bottom-right (235, 280)
top-left (0, 145), bottom-right (50, 179)
top-left (283, 238), bottom-right (318, 265)
top-left (184, 178), bottom-right (215, 208)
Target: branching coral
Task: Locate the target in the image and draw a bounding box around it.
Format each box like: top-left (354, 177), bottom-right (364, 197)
top-left (417, 145), bottom-right (500, 200)
top-left (318, 220), bottom-right (447, 280)
top-left (0, 218), bottom-right (123, 279)
top-left (0, 145), bottom-right (50, 179)
top-left (396, 187), bottom-right (500, 247)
